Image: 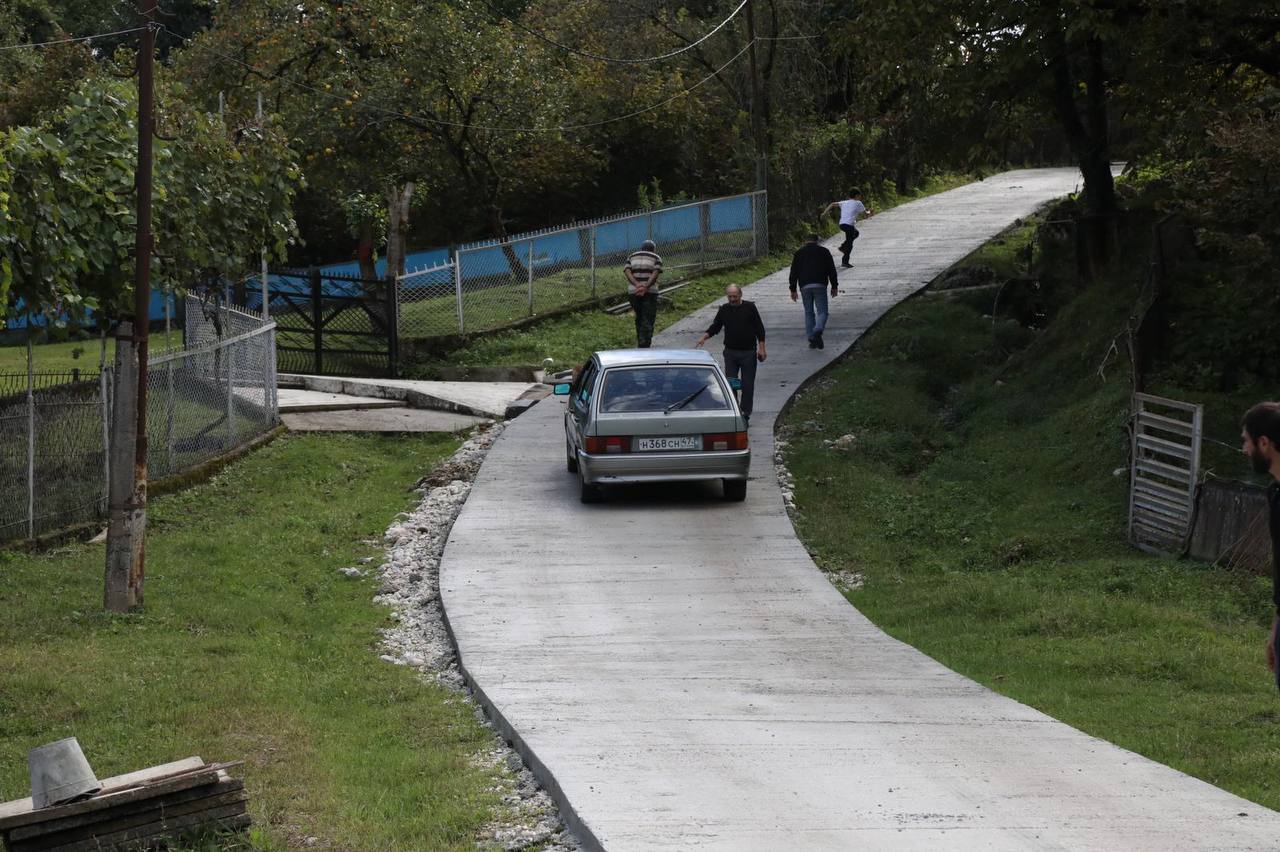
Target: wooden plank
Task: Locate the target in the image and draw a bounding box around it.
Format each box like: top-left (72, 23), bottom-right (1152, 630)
top-left (7, 778), bottom-right (243, 842)
top-left (0, 758), bottom-right (203, 823)
top-left (10, 789), bottom-right (245, 850)
top-left (0, 763), bottom-right (238, 834)
top-left (32, 803), bottom-right (248, 852)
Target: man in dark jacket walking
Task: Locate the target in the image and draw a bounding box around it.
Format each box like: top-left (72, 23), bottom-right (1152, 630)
top-left (1242, 402), bottom-right (1280, 689)
top-left (788, 234), bottom-right (839, 349)
top-left (696, 284), bottom-right (766, 424)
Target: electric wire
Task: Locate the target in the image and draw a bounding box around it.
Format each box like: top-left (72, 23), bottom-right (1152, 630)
top-left (473, 0), bottom-right (750, 64)
top-left (160, 25), bottom-right (754, 134)
top-left (0, 25), bottom-right (149, 52)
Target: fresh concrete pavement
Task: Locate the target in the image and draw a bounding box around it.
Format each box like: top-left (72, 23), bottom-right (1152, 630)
top-left (438, 169), bottom-right (1280, 850)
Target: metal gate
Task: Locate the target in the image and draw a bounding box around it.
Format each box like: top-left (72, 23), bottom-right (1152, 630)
top-left (1129, 393), bottom-right (1203, 554)
top-left (267, 269), bottom-right (399, 377)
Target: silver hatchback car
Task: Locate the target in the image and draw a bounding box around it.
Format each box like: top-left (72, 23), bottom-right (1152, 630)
top-left (554, 349), bottom-right (750, 503)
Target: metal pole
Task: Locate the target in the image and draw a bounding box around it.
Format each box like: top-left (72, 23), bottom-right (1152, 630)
top-left (751, 193), bottom-right (760, 258)
top-left (100, 329), bottom-right (110, 516)
top-left (257, 93), bottom-right (270, 323)
top-left (164, 291), bottom-right (174, 475)
top-left (589, 226), bottom-right (596, 298)
top-left (528, 240), bottom-right (535, 316)
top-left (310, 266), bottom-right (323, 374)
top-left (226, 333), bottom-right (235, 450)
top-left (26, 322), bottom-right (34, 539)
top-left (105, 1), bottom-right (155, 612)
top-left (454, 249), bottom-right (466, 335)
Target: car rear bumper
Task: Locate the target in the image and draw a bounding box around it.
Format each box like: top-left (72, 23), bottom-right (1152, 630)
top-left (580, 449), bottom-right (750, 484)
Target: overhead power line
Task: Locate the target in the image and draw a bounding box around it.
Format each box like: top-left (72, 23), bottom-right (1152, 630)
top-left (161, 25), bottom-right (755, 134)
top-left (475, 0), bottom-right (750, 64)
top-left (0, 25), bottom-right (149, 52)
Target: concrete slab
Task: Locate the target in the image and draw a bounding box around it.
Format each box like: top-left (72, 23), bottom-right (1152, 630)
top-left (277, 388), bottom-right (406, 413)
top-left (438, 169), bottom-right (1280, 850)
top-left (289, 375), bottom-right (543, 419)
top-left (282, 407), bottom-right (486, 433)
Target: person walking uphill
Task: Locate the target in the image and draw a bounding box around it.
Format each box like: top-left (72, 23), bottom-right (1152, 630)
top-left (1241, 402), bottom-right (1280, 690)
top-left (821, 188), bottom-right (875, 267)
top-left (625, 240), bottom-right (663, 348)
top-left (789, 234), bottom-right (838, 349)
top-left (695, 285), bottom-right (766, 425)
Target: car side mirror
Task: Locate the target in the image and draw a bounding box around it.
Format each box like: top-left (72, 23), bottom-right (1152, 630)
top-left (553, 383), bottom-right (571, 395)
top-left (728, 378), bottom-right (742, 391)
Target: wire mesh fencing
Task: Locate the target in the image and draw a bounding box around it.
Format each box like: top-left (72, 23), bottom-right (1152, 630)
top-left (396, 190), bottom-right (768, 338)
top-left (0, 305), bottom-right (278, 543)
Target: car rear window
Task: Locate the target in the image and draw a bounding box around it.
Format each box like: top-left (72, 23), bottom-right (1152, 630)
top-left (599, 366), bottom-right (731, 413)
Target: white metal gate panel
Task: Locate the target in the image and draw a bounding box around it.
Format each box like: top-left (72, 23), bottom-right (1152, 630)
top-left (1129, 393), bottom-right (1203, 554)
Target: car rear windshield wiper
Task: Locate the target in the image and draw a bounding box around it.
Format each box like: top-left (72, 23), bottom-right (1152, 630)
top-left (665, 385), bottom-right (708, 415)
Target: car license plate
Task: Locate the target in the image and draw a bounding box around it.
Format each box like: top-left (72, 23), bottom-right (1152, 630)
top-left (637, 435), bottom-right (699, 452)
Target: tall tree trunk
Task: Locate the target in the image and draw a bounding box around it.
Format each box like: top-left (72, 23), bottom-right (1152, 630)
top-left (384, 182), bottom-right (414, 281)
top-left (490, 203), bottom-right (529, 281)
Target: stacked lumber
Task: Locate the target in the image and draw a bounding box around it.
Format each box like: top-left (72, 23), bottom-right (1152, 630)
top-left (0, 757), bottom-right (249, 851)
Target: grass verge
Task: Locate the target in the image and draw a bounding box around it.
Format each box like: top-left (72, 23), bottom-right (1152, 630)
top-left (0, 431), bottom-right (503, 850)
top-left (780, 233), bottom-right (1280, 808)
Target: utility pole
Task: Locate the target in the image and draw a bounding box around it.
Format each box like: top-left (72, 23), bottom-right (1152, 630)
top-left (105, 0), bottom-right (155, 612)
top-left (744, 0), bottom-right (768, 193)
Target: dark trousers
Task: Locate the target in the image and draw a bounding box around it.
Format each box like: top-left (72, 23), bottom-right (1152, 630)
top-left (629, 293), bottom-right (658, 348)
top-left (839, 223), bottom-right (860, 263)
top-left (722, 348), bottom-right (758, 417)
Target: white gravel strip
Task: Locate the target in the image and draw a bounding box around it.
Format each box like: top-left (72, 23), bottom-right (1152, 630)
top-left (346, 422), bottom-right (580, 851)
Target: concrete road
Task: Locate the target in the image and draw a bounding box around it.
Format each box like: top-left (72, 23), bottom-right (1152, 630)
top-left (438, 169), bottom-right (1280, 850)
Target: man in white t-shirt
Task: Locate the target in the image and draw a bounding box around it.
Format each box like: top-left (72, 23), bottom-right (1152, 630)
top-left (821, 188), bottom-right (875, 268)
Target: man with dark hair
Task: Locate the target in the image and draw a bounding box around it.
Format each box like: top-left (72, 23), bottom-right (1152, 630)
top-left (624, 239), bottom-right (663, 348)
top-left (821, 188), bottom-right (875, 267)
top-left (788, 233), bottom-right (838, 349)
top-left (1242, 401), bottom-right (1280, 687)
top-left (695, 284), bottom-right (766, 424)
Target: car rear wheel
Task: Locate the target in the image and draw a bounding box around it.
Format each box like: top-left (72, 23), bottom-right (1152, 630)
top-left (579, 469), bottom-right (603, 503)
top-left (566, 441), bottom-right (578, 473)
top-left (723, 479), bottom-right (747, 502)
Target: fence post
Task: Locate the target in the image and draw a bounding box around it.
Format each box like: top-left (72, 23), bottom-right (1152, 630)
top-left (309, 266), bottom-right (323, 375)
top-left (100, 331), bottom-right (111, 516)
top-left (226, 327), bottom-right (236, 449)
top-left (454, 249), bottom-right (466, 335)
top-left (699, 200), bottom-right (710, 271)
top-left (647, 212), bottom-right (654, 243)
top-left (751, 193), bottom-right (759, 258)
top-left (388, 276), bottom-right (401, 377)
top-left (25, 324), bottom-right (34, 539)
top-left (590, 226), bottom-right (597, 298)
top-left (164, 291), bottom-right (175, 475)
top-left (528, 240), bottom-right (535, 316)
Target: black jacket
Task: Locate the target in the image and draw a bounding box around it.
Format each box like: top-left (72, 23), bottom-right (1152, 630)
top-left (789, 242), bottom-right (839, 294)
top-left (704, 301), bottom-right (766, 350)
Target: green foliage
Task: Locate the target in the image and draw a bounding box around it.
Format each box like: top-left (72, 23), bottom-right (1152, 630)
top-left (0, 75), bottom-right (299, 321)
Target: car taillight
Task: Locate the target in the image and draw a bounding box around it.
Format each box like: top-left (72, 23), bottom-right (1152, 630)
top-left (703, 432), bottom-right (748, 451)
top-left (585, 435), bottom-right (630, 454)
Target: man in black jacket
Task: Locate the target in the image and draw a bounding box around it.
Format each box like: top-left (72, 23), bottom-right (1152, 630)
top-left (696, 285), bottom-right (766, 424)
top-left (788, 234), bottom-right (839, 349)
top-left (1242, 402), bottom-right (1280, 689)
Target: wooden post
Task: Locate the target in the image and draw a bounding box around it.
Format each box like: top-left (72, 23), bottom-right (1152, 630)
top-left (105, 1), bottom-right (155, 612)
top-left (454, 250), bottom-right (466, 335)
top-left (105, 321), bottom-right (142, 610)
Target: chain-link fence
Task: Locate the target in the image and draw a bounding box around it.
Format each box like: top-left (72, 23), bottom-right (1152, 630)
top-left (0, 304), bottom-right (277, 543)
top-left (396, 190), bottom-right (768, 338)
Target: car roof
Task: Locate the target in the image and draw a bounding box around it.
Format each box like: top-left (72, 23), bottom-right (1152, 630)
top-left (594, 348), bottom-right (718, 369)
